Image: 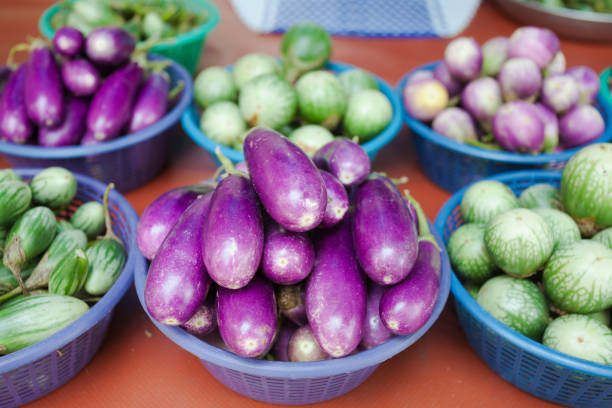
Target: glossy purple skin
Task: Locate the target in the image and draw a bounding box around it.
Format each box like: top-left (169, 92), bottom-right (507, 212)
top-left (278, 284), bottom-right (308, 326)
top-left (144, 193), bottom-right (213, 326)
top-left (533, 103), bottom-right (559, 152)
top-left (481, 36), bottom-right (508, 76)
top-left (86, 62), bottom-right (143, 143)
top-left (432, 62), bottom-right (462, 97)
top-left (406, 70), bottom-right (434, 86)
top-left (61, 59), bottom-right (100, 97)
top-left (288, 325), bottom-right (329, 362)
top-left (202, 174), bottom-right (263, 289)
top-left (461, 77), bottom-right (502, 131)
top-left (306, 217), bottom-right (366, 358)
top-left (272, 321), bottom-right (298, 361)
top-left (352, 175), bottom-right (419, 285)
top-left (137, 183), bottom-right (213, 260)
top-left (0, 66), bottom-right (12, 94)
top-left (312, 138), bottom-right (370, 187)
top-left (403, 78), bottom-right (449, 122)
top-left (559, 104), bottom-right (605, 148)
top-left (38, 97), bottom-right (88, 147)
top-left (53, 27), bottom-right (84, 57)
top-left (216, 276), bottom-right (278, 358)
top-left (380, 240), bottom-right (440, 335)
top-left (129, 71), bottom-right (170, 133)
top-left (245, 128), bottom-right (326, 232)
top-left (498, 58), bottom-right (541, 102)
top-left (0, 65), bottom-right (33, 143)
top-left (541, 74), bottom-right (580, 114)
top-left (262, 221), bottom-right (314, 285)
top-left (566, 66), bottom-right (600, 105)
top-left (85, 27), bottom-right (136, 65)
top-left (318, 170), bottom-right (349, 228)
top-left (361, 283), bottom-right (393, 350)
top-left (25, 43), bottom-right (64, 127)
top-left (235, 161), bottom-right (249, 174)
top-left (492, 101), bottom-right (544, 153)
top-left (432, 107), bottom-right (477, 143)
top-left (507, 26), bottom-right (560, 69)
top-left (443, 37), bottom-right (482, 82)
top-left (182, 295), bottom-right (216, 337)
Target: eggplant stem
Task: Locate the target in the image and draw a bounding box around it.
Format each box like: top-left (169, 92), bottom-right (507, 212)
top-left (211, 165), bottom-right (225, 186)
top-left (6, 43), bottom-right (30, 68)
top-left (169, 80), bottom-right (184, 100)
top-left (390, 176), bottom-right (409, 186)
top-left (100, 183), bottom-right (123, 245)
top-left (214, 147), bottom-right (238, 175)
top-left (2, 237), bottom-right (29, 296)
top-left (81, 297), bottom-right (102, 303)
top-left (0, 345), bottom-right (6, 354)
top-left (465, 139), bottom-right (502, 151)
top-left (403, 190), bottom-right (441, 251)
top-left (0, 286), bottom-right (21, 304)
top-left (351, 136), bottom-right (359, 144)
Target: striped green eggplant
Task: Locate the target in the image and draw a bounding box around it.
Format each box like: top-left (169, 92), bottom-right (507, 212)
top-left (56, 219), bottom-right (76, 234)
top-left (30, 167), bottom-right (77, 209)
top-left (70, 201), bottom-right (105, 239)
top-left (0, 180), bottom-right (32, 227)
top-left (0, 169), bottom-right (21, 183)
top-left (49, 248), bottom-right (88, 296)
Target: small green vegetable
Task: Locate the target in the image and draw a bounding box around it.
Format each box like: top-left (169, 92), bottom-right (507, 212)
top-left (70, 201), bottom-right (105, 239)
top-left (194, 67), bottom-right (237, 109)
top-left (281, 22), bottom-right (332, 82)
top-left (30, 167), bottom-right (77, 209)
top-left (200, 101), bottom-right (246, 146)
top-left (343, 89), bottom-right (392, 141)
top-left (48, 248), bottom-right (88, 296)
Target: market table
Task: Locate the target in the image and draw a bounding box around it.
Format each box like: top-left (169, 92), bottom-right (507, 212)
top-left (1, 1), bottom-right (611, 407)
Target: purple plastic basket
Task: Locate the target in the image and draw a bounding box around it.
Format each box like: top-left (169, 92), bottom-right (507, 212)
top-left (0, 57), bottom-right (193, 193)
top-left (133, 220), bottom-right (450, 405)
top-left (0, 168), bottom-right (141, 408)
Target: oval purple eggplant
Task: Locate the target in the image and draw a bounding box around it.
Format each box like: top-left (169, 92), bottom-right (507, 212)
top-left (352, 175), bottom-right (418, 285)
top-left (85, 27), bottom-right (135, 66)
top-left (61, 59), bottom-right (100, 97)
top-left (216, 276), bottom-right (278, 358)
top-left (492, 100), bottom-right (544, 153)
top-left (144, 193), bottom-right (213, 326)
top-left (432, 62), bottom-right (462, 98)
top-left (0, 65), bottom-right (33, 143)
top-left (262, 221), bottom-right (314, 285)
top-left (272, 321), bottom-right (298, 362)
top-left (202, 174), bottom-right (263, 289)
top-left (245, 128), bottom-right (327, 232)
top-left (129, 70), bottom-right (170, 133)
top-left (277, 284), bottom-right (308, 326)
top-left (559, 104), bottom-right (605, 148)
top-left (25, 42), bottom-right (64, 127)
top-left (566, 66), bottom-right (601, 105)
top-left (361, 283), bottom-right (394, 350)
top-left (288, 325), bottom-right (330, 362)
top-left (38, 97), bottom-right (88, 147)
top-left (312, 138), bottom-right (370, 187)
top-left (306, 217), bottom-right (366, 358)
top-left (318, 169), bottom-right (349, 228)
top-left (182, 294), bottom-right (216, 337)
top-left (137, 183), bottom-right (214, 261)
top-left (53, 27), bottom-right (84, 57)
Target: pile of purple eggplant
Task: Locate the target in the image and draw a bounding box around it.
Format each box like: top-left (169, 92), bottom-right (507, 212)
top-left (138, 128), bottom-right (441, 361)
top-left (0, 26), bottom-right (176, 147)
top-left (403, 25), bottom-right (605, 154)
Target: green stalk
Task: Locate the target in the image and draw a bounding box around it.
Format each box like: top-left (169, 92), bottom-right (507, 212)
top-left (404, 190), bottom-right (440, 250)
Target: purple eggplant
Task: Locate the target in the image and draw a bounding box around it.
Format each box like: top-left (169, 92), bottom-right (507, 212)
top-left (53, 27), bottom-right (84, 57)
top-left (352, 174), bottom-right (418, 285)
top-left (85, 27), bottom-right (135, 66)
top-left (312, 138), bottom-right (370, 187)
top-left (481, 36), bottom-right (508, 77)
top-left (86, 62), bottom-right (143, 143)
top-left (546, 51), bottom-right (566, 77)
top-left (129, 70), bottom-right (170, 133)
top-left (288, 325), bottom-right (329, 362)
top-left (443, 37), bottom-right (482, 82)
top-left (306, 217), bottom-right (366, 358)
top-left (492, 101), bottom-right (544, 153)
top-left (559, 104), bottom-right (605, 148)
top-left (0, 66), bottom-right (12, 94)
top-left (144, 193), bottom-right (213, 326)
top-left (272, 321), bottom-right (298, 362)
top-left (25, 41), bottom-right (64, 127)
top-left (202, 174), bottom-right (263, 289)
top-left (216, 276), bottom-right (278, 358)
top-left (277, 284), bottom-right (308, 326)
top-left (245, 128), bottom-right (327, 232)
top-left (182, 294), bottom-right (216, 337)
top-left (406, 70), bottom-right (434, 86)
top-left (137, 183), bottom-right (214, 261)
top-left (38, 97), bottom-right (88, 147)
top-left (403, 78), bottom-right (449, 122)
top-left (461, 77), bottom-right (502, 131)
top-left (432, 107), bottom-right (477, 143)
top-left (541, 74), bottom-right (580, 114)
top-left (318, 170), bottom-right (349, 228)
top-left (361, 283), bottom-right (393, 350)
top-left (566, 66), bottom-right (600, 105)
top-left (0, 65), bottom-right (33, 143)
top-left (433, 62), bottom-right (462, 98)
top-left (507, 26), bottom-right (560, 69)
top-left (533, 103), bottom-right (559, 153)
top-left (262, 221), bottom-right (314, 285)
top-left (61, 59), bottom-right (100, 97)
top-left (498, 58), bottom-right (541, 102)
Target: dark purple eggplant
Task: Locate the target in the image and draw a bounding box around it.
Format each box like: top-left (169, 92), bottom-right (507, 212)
top-left (0, 66), bottom-right (12, 95)
top-left (313, 138), bottom-right (371, 187)
top-left (25, 41), bottom-right (64, 127)
top-left (61, 59), bottom-right (100, 97)
top-left (318, 169), bottom-right (349, 228)
top-left (0, 65), bottom-right (33, 143)
top-left (288, 325), bottom-right (329, 362)
top-left (361, 283), bottom-right (393, 349)
top-left (277, 284), bottom-right (307, 326)
top-left (262, 221), bottom-right (314, 285)
top-left (38, 97), bottom-right (88, 147)
top-left (129, 70), bottom-right (170, 133)
top-left (53, 27), bottom-right (84, 57)
top-left (272, 321), bottom-right (298, 362)
top-left (85, 27), bottom-right (135, 66)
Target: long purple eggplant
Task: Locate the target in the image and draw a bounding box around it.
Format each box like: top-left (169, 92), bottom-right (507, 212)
top-left (288, 325), bottom-right (330, 362)
top-left (244, 128), bottom-right (327, 232)
top-left (352, 174), bottom-right (418, 285)
top-left (137, 183), bottom-right (214, 261)
top-left (202, 174), bottom-right (263, 289)
top-left (0, 65), bottom-right (32, 143)
top-left (38, 97), bottom-right (88, 147)
top-left (216, 276), bottom-right (278, 357)
top-left (25, 41), bottom-right (64, 127)
top-left (272, 321), bottom-right (298, 361)
top-left (361, 283), bottom-right (393, 349)
top-left (318, 169), bottom-right (349, 228)
top-left (313, 139), bottom-right (371, 187)
top-left (61, 59), bottom-right (100, 96)
top-left (85, 27), bottom-right (135, 66)
top-left (129, 70), bottom-right (170, 133)
top-left (277, 284), bottom-right (307, 326)
top-left (306, 217), bottom-right (366, 357)
top-left (144, 193), bottom-right (213, 326)
top-left (262, 220), bottom-right (314, 285)
top-left (53, 27), bottom-right (84, 57)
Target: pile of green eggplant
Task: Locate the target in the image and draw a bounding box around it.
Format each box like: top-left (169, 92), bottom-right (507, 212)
top-left (0, 167), bottom-right (126, 355)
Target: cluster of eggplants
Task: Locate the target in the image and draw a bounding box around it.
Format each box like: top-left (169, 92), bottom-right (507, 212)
top-left (0, 26), bottom-right (174, 147)
top-left (403, 25), bottom-right (605, 154)
top-left (139, 128), bottom-right (441, 361)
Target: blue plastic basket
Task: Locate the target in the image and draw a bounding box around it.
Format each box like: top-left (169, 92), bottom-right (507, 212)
top-left (0, 168), bottom-right (141, 408)
top-left (182, 61), bottom-right (403, 165)
top-left (134, 221), bottom-right (451, 405)
top-left (397, 62), bottom-right (612, 193)
top-left (434, 170), bottom-right (612, 408)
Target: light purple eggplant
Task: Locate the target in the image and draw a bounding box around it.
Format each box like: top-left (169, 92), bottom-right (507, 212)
top-left (352, 174), bottom-right (418, 285)
top-left (0, 65), bottom-right (33, 143)
top-left (406, 70), bottom-right (434, 86)
top-left (432, 107), bottom-right (477, 143)
top-left (498, 58), bottom-right (541, 102)
top-left (53, 27), bottom-right (84, 57)
top-left (559, 104), bottom-right (605, 148)
top-left (61, 59), bottom-right (100, 97)
top-left (533, 103), bottom-right (559, 153)
top-left (202, 174), bottom-right (263, 289)
top-left (541, 74), bottom-right (580, 114)
top-left (566, 66), bottom-right (601, 105)
top-left (144, 193), bottom-right (213, 325)
top-left (216, 276), bottom-right (278, 358)
top-left (182, 293), bottom-right (217, 337)
top-left (545, 51), bottom-right (566, 77)
top-left (38, 97), bottom-right (88, 147)
top-left (443, 37), bottom-right (482, 82)
top-left (492, 101), bottom-right (544, 153)
top-left (288, 325), bottom-right (330, 362)
top-left (262, 221), bottom-right (314, 285)
top-left (461, 77), bottom-right (502, 131)
top-left (137, 183), bottom-right (214, 261)
top-left (432, 62), bottom-right (462, 97)
top-left (273, 321), bottom-right (298, 361)
top-left (277, 284), bottom-right (307, 326)
top-left (318, 170), bottom-right (349, 228)
top-left (86, 62), bottom-right (143, 143)
top-left (507, 26), bottom-right (560, 69)
top-left (312, 138), bottom-right (370, 187)
top-left (25, 41), bottom-right (64, 127)
top-left (361, 283), bottom-right (393, 350)
top-left (403, 78), bottom-right (449, 122)
top-left (244, 128), bottom-right (327, 232)
top-left (481, 36), bottom-right (508, 77)
top-left (306, 217), bottom-right (366, 358)
top-left (85, 27), bottom-right (136, 66)
top-left (129, 70), bottom-right (170, 133)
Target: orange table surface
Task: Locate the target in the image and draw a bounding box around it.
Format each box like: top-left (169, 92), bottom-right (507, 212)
top-left (2, 1), bottom-right (611, 407)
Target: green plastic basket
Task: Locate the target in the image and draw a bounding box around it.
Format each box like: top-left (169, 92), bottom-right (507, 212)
top-left (38, 0), bottom-right (219, 75)
top-left (601, 68), bottom-right (612, 109)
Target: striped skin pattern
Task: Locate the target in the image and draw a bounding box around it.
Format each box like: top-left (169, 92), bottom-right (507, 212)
top-left (484, 209), bottom-right (553, 278)
top-left (344, 90), bottom-right (392, 142)
top-left (543, 240), bottom-right (612, 314)
top-left (460, 180), bottom-right (520, 224)
top-left (447, 223), bottom-right (497, 283)
top-left (48, 248), bottom-right (88, 296)
top-left (518, 183), bottom-right (561, 209)
top-left (593, 228), bottom-right (612, 250)
top-left (30, 167), bottom-right (77, 209)
top-left (239, 74), bottom-right (297, 130)
top-left (531, 208), bottom-right (580, 250)
top-left (0, 169), bottom-right (21, 183)
top-left (296, 71), bottom-right (347, 129)
top-left (32, 229), bottom-right (88, 284)
top-left (6, 207), bottom-right (57, 263)
top-left (0, 180), bottom-right (31, 226)
top-left (70, 201), bottom-right (105, 239)
top-left (84, 239), bottom-right (126, 295)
